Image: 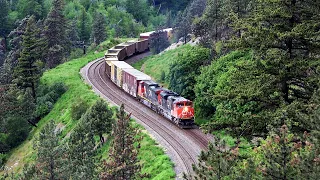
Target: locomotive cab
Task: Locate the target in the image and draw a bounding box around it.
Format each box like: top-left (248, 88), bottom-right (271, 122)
top-left (168, 96), bottom-right (195, 127)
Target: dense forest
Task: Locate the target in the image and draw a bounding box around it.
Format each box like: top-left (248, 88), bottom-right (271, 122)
top-left (1, 0), bottom-right (320, 179)
top-left (171, 0), bottom-right (320, 179)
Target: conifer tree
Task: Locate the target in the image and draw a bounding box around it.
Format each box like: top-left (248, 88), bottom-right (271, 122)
top-left (0, 17), bottom-right (29, 85)
top-left (86, 100), bottom-right (114, 143)
top-left (68, 117), bottom-right (96, 179)
top-left (34, 120), bottom-right (68, 179)
top-left (14, 16), bottom-right (42, 98)
top-left (67, 19), bottom-right (79, 48)
top-left (92, 12), bottom-right (106, 45)
top-left (44, 0), bottom-right (69, 68)
top-left (17, 0), bottom-right (44, 20)
top-left (184, 137), bottom-right (238, 180)
top-left (100, 104), bottom-right (142, 180)
top-left (253, 124), bottom-right (320, 179)
top-left (149, 29), bottom-right (170, 54)
top-left (175, 9), bottom-right (192, 44)
top-left (79, 8), bottom-right (90, 43)
top-left (0, 0), bottom-right (9, 41)
top-left (230, 0), bottom-right (320, 131)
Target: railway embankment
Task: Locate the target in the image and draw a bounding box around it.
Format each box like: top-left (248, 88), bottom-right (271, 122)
top-left (1, 49), bottom-right (174, 179)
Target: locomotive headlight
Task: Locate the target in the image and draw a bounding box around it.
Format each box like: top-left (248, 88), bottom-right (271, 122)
top-left (183, 106), bottom-right (188, 112)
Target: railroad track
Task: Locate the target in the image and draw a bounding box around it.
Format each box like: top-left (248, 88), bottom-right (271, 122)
top-left (81, 53), bottom-right (212, 178)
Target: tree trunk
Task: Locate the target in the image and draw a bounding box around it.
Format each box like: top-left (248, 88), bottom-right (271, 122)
top-left (100, 134), bottom-right (104, 144)
top-left (27, 119), bottom-right (37, 127)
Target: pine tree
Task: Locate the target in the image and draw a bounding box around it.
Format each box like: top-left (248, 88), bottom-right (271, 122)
top-left (67, 19), bottom-right (79, 48)
top-left (149, 29), bottom-right (170, 54)
top-left (184, 137), bottom-right (238, 180)
top-left (0, 17), bottom-right (29, 85)
top-left (253, 124), bottom-right (320, 179)
top-left (0, 0), bottom-right (9, 41)
top-left (44, 0), bottom-right (69, 69)
top-left (100, 104), bottom-right (142, 180)
top-left (78, 8), bottom-right (90, 43)
top-left (17, 0), bottom-right (45, 20)
top-left (230, 0), bottom-right (320, 132)
top-left (86, 100), bottom-right (114, 143)
top-left (175, 9), bottom-right (192, 44)
top-left (92, 12), bottom-right (106, 45)
top-left (34, 120), bottom-right (68, 179)
top-left (14, 16), bottom-right (42, 98)
top-left (68, 117), bottom-right (96, 179)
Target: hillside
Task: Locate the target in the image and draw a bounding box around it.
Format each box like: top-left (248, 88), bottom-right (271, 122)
top-left (0, 43), bottom-right (174, 179)
top-left (133, 44), bottom-right (192, 87)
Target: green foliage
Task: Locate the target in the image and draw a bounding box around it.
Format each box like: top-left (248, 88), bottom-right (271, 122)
top-left (35, 82), bottom-right (67, 119)
top-left (85, 99), bottom-right (114, 143)
top-left (92, 12), bottom-right (106, 45)
top-left (78, 7), bottom-right (91, 42)
top-left (33, 120), bottom-right (68, 179)
top-left (45, 0), bottom-right (69, 69)
top-left (68, 117), bottom-right (96, 179)
top-left (14, 16), bottom-right (43, 98)
top-left (0, 17), bottom-right (28, 85)
top-left (0, 153), bottom-right (7, 169)
top-left (192, 0), bottom-right (251, 50)
top-left (224, 0), bottom-right (320, 134)
top-left (17, 0), bottom-right (44, 20)
top-left (186, 124), bottom-right (320, 179)
top-left (168, 45), bottom-right (209, 100)
top-left (0, 0), bottom-right (9, 38)
top-left (1, 37), bottom-right (174, 177)
top-left (0, 86), bottom-right (32, 153)
top-left (195, 51), bottom-right (278, 135)
top-left (185, 137), bottom-right (238, 180)
top-left (160, 70), bottom-right (166, 83)
top-left (125, 0), bottom-right (150, 25)
top-left (133, 44), bottom-right (191, 87)
top-left (149, 30), bottom-right (170, 54)
top-left (70, 98), bottom-right (89, 120)
top-left (100, 104), bottom-right (142, 179)
top-left (132, 122), bottom-right (175, 179)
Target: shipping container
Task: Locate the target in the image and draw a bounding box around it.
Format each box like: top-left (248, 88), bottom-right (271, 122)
top-left (110, 61), bottom-right (134, 87)
top-left (122, 69), bottom-right (151, 97)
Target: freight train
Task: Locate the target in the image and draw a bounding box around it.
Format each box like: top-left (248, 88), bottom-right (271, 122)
top-left (104, 28), bottom-right (195, 128)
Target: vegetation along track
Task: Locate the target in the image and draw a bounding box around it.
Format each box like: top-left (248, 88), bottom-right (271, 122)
top-left (81, 52), bottom-right (212, 178)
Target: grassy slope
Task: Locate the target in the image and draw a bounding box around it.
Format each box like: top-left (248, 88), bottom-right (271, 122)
top-left (2, 47), bottom-right (174, 179)
top-left (132, 44), bottom-right (192, 87)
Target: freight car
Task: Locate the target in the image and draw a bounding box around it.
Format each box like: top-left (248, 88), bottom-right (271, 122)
top-left (104, 28), bottom-right (195, 128)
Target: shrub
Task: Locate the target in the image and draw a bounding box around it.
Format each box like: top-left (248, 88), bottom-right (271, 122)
top-left (71, 98), bottom-right (89, 120)
top-left (0, 153), bottom-right (7, 168)
top-left (35, 82), bottom-right (67, 118)
top-left (160, 70), bottom-right (166, 83)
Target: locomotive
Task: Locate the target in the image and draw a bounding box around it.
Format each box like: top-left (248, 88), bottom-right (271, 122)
top-left (104, 28), bottom-right (195, 128)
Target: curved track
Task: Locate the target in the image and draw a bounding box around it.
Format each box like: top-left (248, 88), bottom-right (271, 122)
top-left (81, 53), bottom-right (212, 178)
